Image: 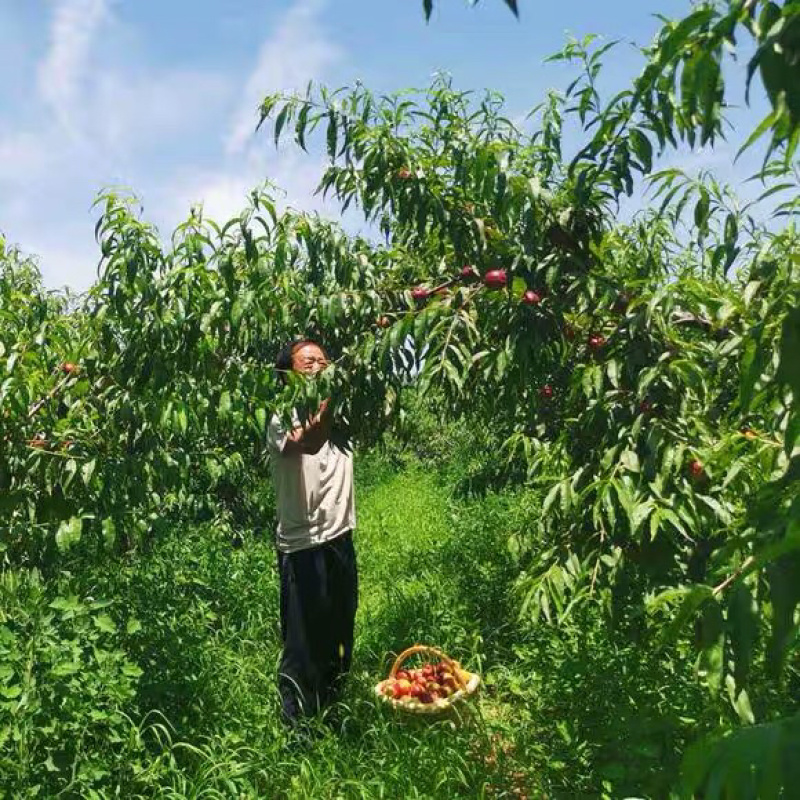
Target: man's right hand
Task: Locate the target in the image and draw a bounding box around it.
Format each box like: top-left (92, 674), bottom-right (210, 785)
top-left (316, 398), bottom-right (331, 420)
top-left (283, 398), bottom-right (332, 456)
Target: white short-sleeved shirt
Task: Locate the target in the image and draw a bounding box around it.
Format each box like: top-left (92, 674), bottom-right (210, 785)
top-left (267, 411), bottom-right (356, 553)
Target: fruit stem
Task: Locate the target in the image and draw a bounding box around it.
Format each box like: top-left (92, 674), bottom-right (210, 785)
top-left (713, 555), bottom-right (755, 597)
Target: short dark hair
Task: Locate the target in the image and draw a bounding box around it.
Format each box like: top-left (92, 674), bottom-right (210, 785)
top-left (275, 338), bottom-right (327, 383)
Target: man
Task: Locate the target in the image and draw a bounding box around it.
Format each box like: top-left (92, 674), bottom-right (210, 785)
top-left (267, 339), bottom-right (357, 728)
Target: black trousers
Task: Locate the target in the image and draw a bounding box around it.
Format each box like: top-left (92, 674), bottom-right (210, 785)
top-left (277, 531), bottom-right (358, 723)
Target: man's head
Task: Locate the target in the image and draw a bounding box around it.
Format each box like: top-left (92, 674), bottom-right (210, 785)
top-left (275, 339), bottom-right (329, 383)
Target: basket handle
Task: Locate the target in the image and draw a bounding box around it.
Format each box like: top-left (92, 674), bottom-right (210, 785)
top-left (389, 644), bottom-right (469, 691)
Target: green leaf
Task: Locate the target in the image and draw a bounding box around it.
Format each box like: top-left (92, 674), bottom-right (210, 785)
top-left (727, 679), bottom-right (755, 726)
top-left (49, 595), bottom-right (83, 613)
top-left (602, 483), bottom-right (617, 528)
top-left (55, 517), bottom-right (82, 553)
top-left (694, 189), bottom-right (711, 233)
top-left (631, 500), bottom-right (654, 535)
top-left (728, 582), bottom-right (758, 688)
top-left (743, 281), bottom-right (761, 307)
top-left (62, 458), bottom-right (79, 490)
top-left (542, 481), bottom-right (562, 517)
top-left (51, 662), bottom-right (80, 677)
top-left (651, 584), bottom-right (714, 645)
top-left (606, 359), bottom-right (620, 388)
top-left (697, 597), bottom-right (725, 692)
top-left (296, 102), bottom-right (310, 152)
top-left (219, 390), bottom-right (232, 419)
top-left (102, 518), bottom-right (116, 549)
top-left (176, 405), bottom-right (188, 435)
top-left (650, 508), bottom-right (662, 542)
top-left (681, 713), bottom-right (800, 799)
top-left (736, 108), bottom-right (779, 160)
top-left (326, 111), bottom-right (338, 159)
top-left (629, 128), bottom-right (653, 173)
top-left (697, 494), bottom-right (732, 524)
top-left (766, 554), bottom-right (800, 678)
top-left (662, 508), bottom-right (689, 540)
top-left (620, 449), bottom-right (640, 473)
top-left (776, 307), bottom-right (800, 398)
top-left (274, 103), bottom-right (290, 147)
top-left (724, 212), bottom-right (738, 248)
top-left (740, 337), bottom-right (769, 410)
top-left (81, 458), bottom-right (96, 486)
top-left (123, 663), bottom-right (143, 678)
top-left (93, 613), bottom-right (116, 634)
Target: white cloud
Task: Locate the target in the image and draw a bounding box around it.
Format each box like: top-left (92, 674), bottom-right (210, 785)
top-left (0, 129), bottom-right (59, 184)
top-left (3, 0), bottom-right (349, 292)
top-left (90, 68), bottom-right (233, 160)
top-left (154, 146), bottom-right (333, 231)
top-left (37, 0), bottom-right (109, 140)
top-left (35, 241), bottom-right (101, 294)
top-left (159, 0), bottom-right (348, 235)
top-left (226, 0), bottom-right (341, 155)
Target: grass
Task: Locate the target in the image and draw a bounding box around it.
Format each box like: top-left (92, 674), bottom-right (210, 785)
top-left (3, 457), bottom-right (724, 798)
top-left (102, 463), bottom-right (544, 799)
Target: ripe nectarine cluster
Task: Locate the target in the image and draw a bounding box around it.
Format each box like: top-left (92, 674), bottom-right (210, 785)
top-left (409, 264), bottom-right (535, 303)
top-left (382, 660), bottom-right (463, 705)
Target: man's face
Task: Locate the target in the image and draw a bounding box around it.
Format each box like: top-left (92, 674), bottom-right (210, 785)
top-left (291, 343), bottom-right (328, 377)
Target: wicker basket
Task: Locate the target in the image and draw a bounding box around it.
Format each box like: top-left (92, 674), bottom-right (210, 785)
top-left (374, 645), bottom-right (480, 715)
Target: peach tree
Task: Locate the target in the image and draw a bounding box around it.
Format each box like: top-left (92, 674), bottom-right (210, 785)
top-left (1, 196), bottom-right (419, 569)
top-left (255, 15), bottom-right (800, 791)
top-left (1, 2), bottom-right (797, 793)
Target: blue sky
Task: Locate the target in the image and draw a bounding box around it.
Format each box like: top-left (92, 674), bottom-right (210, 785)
top-left (0, 0), bottom-right (769, 291)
